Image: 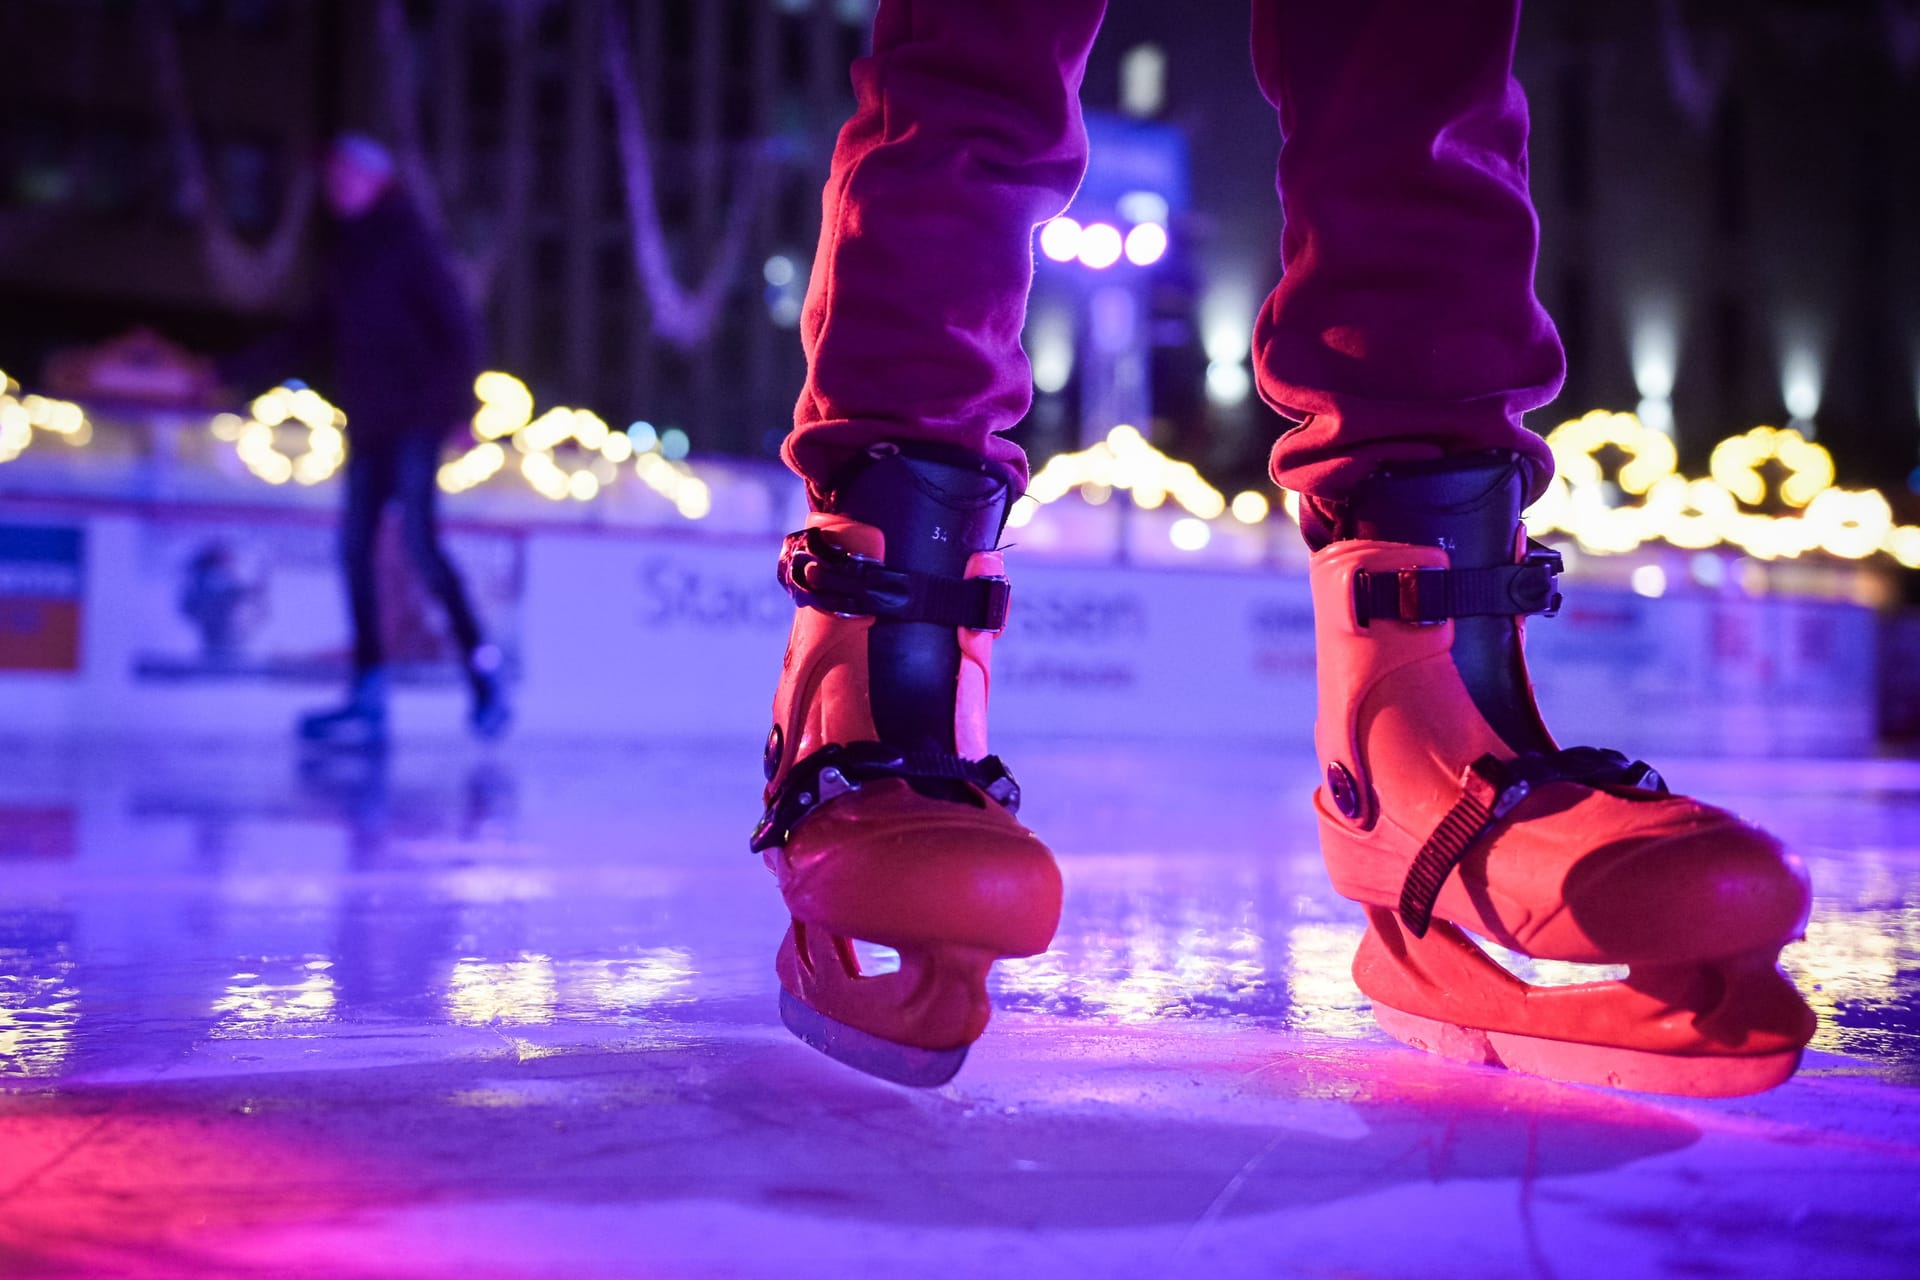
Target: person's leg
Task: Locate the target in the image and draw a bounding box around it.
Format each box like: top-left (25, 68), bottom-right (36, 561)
top-left (1251, 0), bottom-right (1560, 503)
top-left (784, 0), bottom-right (1107, 504)
top-left (301, 446), bottom-right (396, 746)
top-left (392, 431), bottom-right (508, 738)
top-left (759, 0), bottom-right (1105, 1084)
top-left (341, 446), bottom-right (391, 676)
top-left (1251, 0), bottom-right (1813, 1096)
top-left (393, 432), bottom-right (482, 656)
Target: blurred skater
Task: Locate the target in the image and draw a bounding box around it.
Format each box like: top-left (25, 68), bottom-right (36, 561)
top-left (220, 135), bottom-right (508, 746)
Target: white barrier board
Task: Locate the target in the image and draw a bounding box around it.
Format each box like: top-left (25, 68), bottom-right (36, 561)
top-left (0, 507), bottom-right (1885, 757)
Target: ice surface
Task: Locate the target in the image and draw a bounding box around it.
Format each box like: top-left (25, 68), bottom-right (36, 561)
top-left (1, 736), bottom-right (1916, 1279)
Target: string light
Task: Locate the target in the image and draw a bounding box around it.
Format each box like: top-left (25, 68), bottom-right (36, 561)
top-left (1013, 424), bottom-right (1226, 528)
top-left (1007, 407), bottom-right (1920, 572)
top-left (218, 382), bottom-right (346, 486)
top-left (1524, 410), bottom-right (1920, 566)
top-left (9, 364), bottom-right (1914, 566)
top-left (435, 372), bottom-right (706, 516)
top-left (0, 370), bottom-right (92, 464)
top-left (1710, 425), bottom-right (1833, 508)
top-left (1229, 490), bottom-right (1270, 524)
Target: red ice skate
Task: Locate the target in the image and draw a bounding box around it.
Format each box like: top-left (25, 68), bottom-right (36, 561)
top-left (752, 444), bottom-right (1061, 1086)
top-left (1304, 453), bottom-right (1816, 1096)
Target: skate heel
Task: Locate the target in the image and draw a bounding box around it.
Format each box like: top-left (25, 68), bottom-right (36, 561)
top-left (1355, 905), bottom-right (1813, 1097)
top-left (776, 921), bottom-right (995, 1086)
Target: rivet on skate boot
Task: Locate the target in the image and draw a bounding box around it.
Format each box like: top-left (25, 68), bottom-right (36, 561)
top-left (764, 725), bottom-right (784, 780)
top-left (1328, 763), bottom-right (1362, 819)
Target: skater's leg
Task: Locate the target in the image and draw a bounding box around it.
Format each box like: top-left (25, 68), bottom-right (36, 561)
top-left (392, 431), bottom-right (508, 738)
top-left (302, 447), bottom-right (395, 746)
top-left (1250, 0), bottom-right (1561, 502)
top-left (1250, 1), bottom-right (1814, 1094)
top-left (393, 432), bottom-right (482, 656)
top-left (784, 0), bottom-right (1107, 504)
top-left (759, 0), bottom-right (1102, 1081)
top-left (341, 445), bottom-right (392, 676)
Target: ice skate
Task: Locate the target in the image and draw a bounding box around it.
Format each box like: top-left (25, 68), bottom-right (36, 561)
top-left (1304, 452), bottom-right (1815, 1096)
top-left (752, 444), bottom-right (1061, 1086)
top-left (467, 644), bottom-right (512, 741)
top-left (298, 668), bottom-right (389, 751)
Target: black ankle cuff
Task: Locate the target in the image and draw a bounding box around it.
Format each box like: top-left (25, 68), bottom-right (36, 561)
top-left (1303, 450), bottom-right (1526, 567)
top-left (824, 443), bottom-right (1014, 576)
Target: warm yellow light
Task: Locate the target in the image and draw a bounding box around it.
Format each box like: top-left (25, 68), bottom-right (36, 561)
top-left (1545, 410), bottom-right (1677, 496)
top-left (1709, 425), bottom-right (1834, 510)
top-left (249, 388), bottom-right (290, 427)
top-left (1803, 487), bottom-right (1893, 560)
top-left (1025, 423), bottom-right (1227, 523)
top-left (1230, 490), bottom-right (1270, 524)
top-left (1169, 516), bottom-right (1211, 551)
top-left (1888, 525), bottom-right (1920, 570)
top-left (573, 410), bottom-right (610, 451)
top-left (676, 479), bottom-right (713, 520)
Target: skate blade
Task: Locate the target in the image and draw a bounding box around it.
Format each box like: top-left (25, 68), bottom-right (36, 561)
top-left (778, 989), bottom-right (968, 1088)
top-left (1372, 1003), bottom-right (1803, 1098)
top-left (297, 729), bottom-right (388, 753)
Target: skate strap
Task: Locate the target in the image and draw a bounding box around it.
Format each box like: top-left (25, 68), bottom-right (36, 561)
top-left (1399, 748), bottom-right (1668, 937)
top-left (1354, 542), bottom-right (1563, 627)
top-left (778, 528), bottom-right (1011, 632)
top-left (750, 741), bottom-right (1022, 852)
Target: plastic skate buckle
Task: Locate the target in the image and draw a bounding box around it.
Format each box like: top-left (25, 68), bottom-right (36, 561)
top-left (1354, 543), bottom-right (1563, 627)
top-left (778, 528), bottom-right (1011, 632)
top-left (750, 741), bottom-right (1022, 853)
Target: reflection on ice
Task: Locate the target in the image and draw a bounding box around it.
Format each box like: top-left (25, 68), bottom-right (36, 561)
top-left (1283, 920), bottom-right (1371, 1037)
top-left (1779, 847), bottom-right (1920, 1058)
top-left (447, 949), bottom-right (695, 1026)
top-left (996, 876), bottom-right (1375, 1036)
top-left (212, 958), bottom-right (337, 1036)
top-left (0, 949), bottom-right (79, 1078)
top-left (449, 954), bottom-right (559, 1026)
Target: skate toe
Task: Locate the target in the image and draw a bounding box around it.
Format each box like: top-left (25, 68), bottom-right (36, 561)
top-left (776, 779), bottom-right (1062, 958)
top-left (1558, 801), bottom-right (1811, 963)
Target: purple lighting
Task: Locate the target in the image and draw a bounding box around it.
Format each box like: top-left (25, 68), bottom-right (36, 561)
top-left (1039, 216), bottom-right (1081, 263)
top-left (1124, 222), bottom-right (1168, 266)
top-left (1076, 222), bottom-right (1123, 269)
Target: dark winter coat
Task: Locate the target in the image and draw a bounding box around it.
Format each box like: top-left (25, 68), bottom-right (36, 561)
top-left (222, 188), bottom-right (481, 444)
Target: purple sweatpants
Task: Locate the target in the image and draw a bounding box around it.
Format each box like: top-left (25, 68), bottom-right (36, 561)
top-left (786, 0), bottom-right (1563, 505)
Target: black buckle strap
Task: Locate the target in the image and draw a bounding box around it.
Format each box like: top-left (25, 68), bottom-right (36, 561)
top-left (750, 741), bottom-right (1022, 852)
top-left (1355, 542), bottom-right (1564, 627)
top-left (777, 528), bottom-right (1010, 632)
top-left (1398, 747), bottom-right (1667, 937)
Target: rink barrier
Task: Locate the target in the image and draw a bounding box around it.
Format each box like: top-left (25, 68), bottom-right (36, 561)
top-left (0, 505), bottom-right (1885, 755)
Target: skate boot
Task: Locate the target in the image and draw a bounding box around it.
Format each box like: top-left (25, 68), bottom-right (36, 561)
top-left (467, 644), bottom-right (511, 741)
top-left (752, 443), bottom-right (1060, 1086)
top-left (298, 668), bottom-right (388, 750)
top-left (1304, 452), bottom-right (1815, 1096)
